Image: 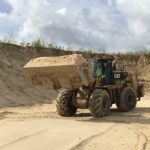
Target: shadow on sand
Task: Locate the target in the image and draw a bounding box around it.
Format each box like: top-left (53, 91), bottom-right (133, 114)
top-left (75, 107), bottom-right (150, 125)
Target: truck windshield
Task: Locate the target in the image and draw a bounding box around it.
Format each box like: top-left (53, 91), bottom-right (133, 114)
top-left (90, 60), bottom-right (103, 78)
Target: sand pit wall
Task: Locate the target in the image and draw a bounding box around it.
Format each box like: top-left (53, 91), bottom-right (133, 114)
top-left (0, 43), bottom-right (150, 108)
top-left (116, 55), bottom-right (150, 91)
top-left (0, 43), bottom-right (66, 107)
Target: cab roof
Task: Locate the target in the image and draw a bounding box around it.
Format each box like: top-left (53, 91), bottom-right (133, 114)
top-left (88, 55), bottom-right (115, 61)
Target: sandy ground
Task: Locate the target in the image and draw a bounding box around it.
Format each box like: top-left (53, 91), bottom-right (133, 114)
top-left (0, 95), bottom-right (149, 150)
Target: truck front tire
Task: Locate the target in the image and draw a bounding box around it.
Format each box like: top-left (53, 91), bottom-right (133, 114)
top-left (56, 89), bottom-right (77, 116)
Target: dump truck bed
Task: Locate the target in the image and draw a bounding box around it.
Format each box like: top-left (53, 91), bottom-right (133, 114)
top-left (24, 54), bottom-right (94, 90)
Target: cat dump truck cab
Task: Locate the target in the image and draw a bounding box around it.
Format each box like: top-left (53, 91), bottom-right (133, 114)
top-left (24, 54), bottom-right (145, 117)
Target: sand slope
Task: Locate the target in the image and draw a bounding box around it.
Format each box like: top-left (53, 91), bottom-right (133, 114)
top-left (0, 43), bottom-right (58, 108)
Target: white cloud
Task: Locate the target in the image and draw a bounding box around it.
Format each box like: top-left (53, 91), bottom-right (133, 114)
top-left (1, 0), bottom-right (150, 52)
top-left (115, 0), bottom-right (150, 49)
top-left (56, 7), bottom-right (67, 15)
top-left (107, 0), bottom-right (113, 6)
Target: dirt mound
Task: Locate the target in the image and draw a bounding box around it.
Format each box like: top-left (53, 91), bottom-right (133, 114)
top-left (0, 43), bottom-right (60, 108)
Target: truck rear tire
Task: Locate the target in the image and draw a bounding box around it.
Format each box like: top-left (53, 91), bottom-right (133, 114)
top-left (56, 89), bottom-right (77, 116)
top-left (89, 90), bottom-right (111, 117)
top-left (116, 87), bottom-right (137, 112)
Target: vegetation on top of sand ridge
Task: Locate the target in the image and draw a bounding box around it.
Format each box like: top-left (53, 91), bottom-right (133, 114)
top-left (0, 35), bottom-right (150, 57)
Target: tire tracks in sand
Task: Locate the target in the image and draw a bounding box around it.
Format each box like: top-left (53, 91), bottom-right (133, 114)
top-left (1, 109), bottom-right (149, 150)
top-left (69, 123), bottom-right (149, 150)
top-left (0, 130), bottom-right (48, 150)
top-left (128, 125), bottom-right (148, 150)
top-left (69, 124), bottom-right (116, 150)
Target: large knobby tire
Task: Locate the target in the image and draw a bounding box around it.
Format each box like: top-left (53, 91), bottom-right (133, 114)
top-left (116, 87), bottom-right (137, 112)
top-left (89, 90), bottom-right (111, 117)
top-left (56, 89), bottom-right (77, 116)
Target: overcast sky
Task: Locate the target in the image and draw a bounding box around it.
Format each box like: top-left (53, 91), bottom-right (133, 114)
top-left (0, 0), bottom-right (150, 52)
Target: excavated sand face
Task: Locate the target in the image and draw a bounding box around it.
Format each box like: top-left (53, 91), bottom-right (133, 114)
top-left (24, 54), bottom-right (94, 89)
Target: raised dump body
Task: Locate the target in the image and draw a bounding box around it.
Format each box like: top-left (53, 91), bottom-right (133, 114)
top-left (24, 54), bottom-right (94, 90)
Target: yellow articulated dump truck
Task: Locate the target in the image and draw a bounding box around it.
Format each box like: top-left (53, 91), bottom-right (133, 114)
top-left (24, 54), bottom-right (145, 117)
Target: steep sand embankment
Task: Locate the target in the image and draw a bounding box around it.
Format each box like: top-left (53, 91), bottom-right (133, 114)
top-left (116, 55), bottom-right (150, 91)
top-left (0, 43), bottom-right (64, 107)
